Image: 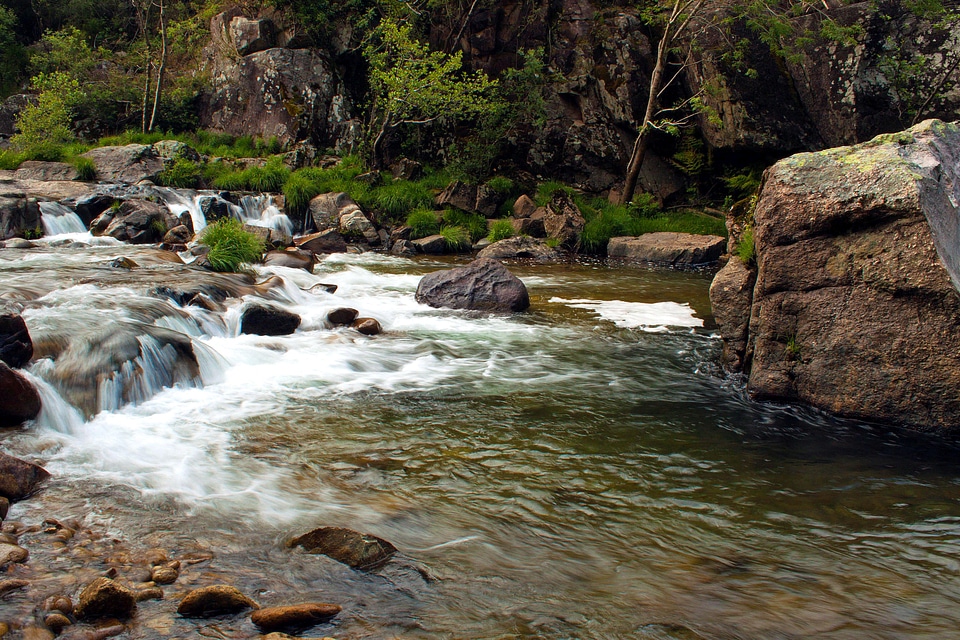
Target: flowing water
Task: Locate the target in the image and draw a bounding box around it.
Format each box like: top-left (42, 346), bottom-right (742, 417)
top-left (3, 234), bottom-right (960, 639)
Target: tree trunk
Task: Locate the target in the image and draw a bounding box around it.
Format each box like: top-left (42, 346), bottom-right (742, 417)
top-left (148, 0), bottom-right (166, 132)
top-left (371, 113), bottom-right (394, 170)
top-left (136, 0), bottom-right (151, 134)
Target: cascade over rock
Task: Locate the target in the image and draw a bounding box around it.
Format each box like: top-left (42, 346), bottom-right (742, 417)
top-left (710, 120), bottom-right (960, 431)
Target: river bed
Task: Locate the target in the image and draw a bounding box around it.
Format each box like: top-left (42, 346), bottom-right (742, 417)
top-left (2, 238), bottom-right (960, 639)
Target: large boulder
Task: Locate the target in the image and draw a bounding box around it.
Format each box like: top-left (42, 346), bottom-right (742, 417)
top-left (13, 162), bottom-right (80, 182)
top-left (0, 313), bottom-right (32, 368)
top-left (478, 236), bottom-right (562, 263)
top-left (0, 451), bottom-right (50, 501)
top-left (708, 258), bottom-right (756, 372)
top-left (229, 16), bottom-right (276, 56)
top-left (295, 229), bottom-right (347, 254)
top-left (339, 210), bottom-right (379, 245)
top-left (607, 232), bottom-right (726, 266)
top-left (415, 258), bottom-right (530, 312)
top-left (0, 191), bottom-right (41, 240)
top-left (289, 526), bottom-right (397, 570)
top-left (0, 363), bottom-right (42, 428)
top-left (543, 192), bottom-right (585, 247)
top-left (81, 145), bottom-right (165, 184)
top-left (308, 192), bottom-right (359, 231)
top-left (711, 120), bottom-right (960, 431)
top-left (102, 200), bottom-right (178, 244)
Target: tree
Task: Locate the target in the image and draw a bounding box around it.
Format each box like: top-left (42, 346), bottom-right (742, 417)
top-left (363, 18), bottom-right (498, 169)
top-left (11, 71), bottom-right (85, 151)
top-left (617, 0), bottom-right (860, 205)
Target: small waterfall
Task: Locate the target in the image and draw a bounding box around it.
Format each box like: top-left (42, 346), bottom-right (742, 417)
top-left (38, 202), bottom-right (87, 236)
top-left (236, 195), bottom-right (294, 236)
top-left (154, 187), bottom-right (207, 233)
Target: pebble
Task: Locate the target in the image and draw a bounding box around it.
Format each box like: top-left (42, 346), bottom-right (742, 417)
top-left (177, 585), bottom-right (259, 617)
top-left (251, 603), bottom-right (342, 632)
top-left (21, 627), bottom-right (54, 640)
top-left (0, 543), bottom-right (29, 567)
top-left (135, 587), bottom-right (164, 602)
top-left (42, 595), bottom-right (74, 615)
top-left (0, 578), bottom-right (28, 596)
top-left (43, 613), bottom-right (71, 633)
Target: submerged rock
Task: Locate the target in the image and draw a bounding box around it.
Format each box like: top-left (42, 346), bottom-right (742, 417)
top-left (711, 120), bottom-right (960, 430)
top-left (0, 543), bottom-right (28, 567)
top-left (0, 313), bottom-right (33, 368)
top-left (177, 584), bottom-right (259, 617)
top-left (240, 304), bottom-right (301, 336)
top-left (289, 526), bottom-right (397, 569)
top-left (250, 603), bottom-right (342, 633)
top-left (74, 578), bottom-right (137, 621)
top-left (607, 232), bottom-right (726, 266)
top-left (416, 258), bottom-right (530, 312)
top-left (0, 363), bottom-right (42, 428)
top-left (0, 451), bottom-right (50, 501)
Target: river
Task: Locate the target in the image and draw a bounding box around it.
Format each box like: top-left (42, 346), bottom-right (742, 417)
top-left (2, 233), bottom-right (960, 639)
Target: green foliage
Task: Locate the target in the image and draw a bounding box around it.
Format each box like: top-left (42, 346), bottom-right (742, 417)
top-left (0, 150), bottom-right (23, 170)
top-left (535, 181), bottom-right (576, 206)
top-left (0, 7), bottom-right (27, 98)
top-left (200, 218), bottom-right (265, 273)
top-left (488, 219), bottom-right (515, 243)
top-left (737, 226), bottom-right (756, 265)
top-left (282, 173), bottom-right (322, 218)
top-left (156, 158), bottom-right (201, 188)
top-left (440, 225), bottom-right (471, 252)
top-left (406, 208), bottom-right (440, 239)
top-left (29, 26), bottom-right (99, 78)
top-left (71, 156), bottom-right (97, 181)
top-left (98, 130), bottom-right (283, 159)
top-left (210, 157), bottom-right (290, 193)
top-left (723, 169), bottom-right (762, 199)
top-left (371, 179), bottom-right (433, 219)
top-left (11, 71), bottom-right (85, 151)
top-left (485, 176), bottom-right (515, 194)
top-left (443, 209), bottom-right (488, 242)
top-left (544, 236), bottom-right (561, 249)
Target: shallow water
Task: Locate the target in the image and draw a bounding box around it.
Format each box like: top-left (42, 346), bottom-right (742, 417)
top-left (3, 240), bottom-right (960, 639)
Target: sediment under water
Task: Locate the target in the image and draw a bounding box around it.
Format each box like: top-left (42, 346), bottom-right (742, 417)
top-left (2, 236), bottom-right (960, 639)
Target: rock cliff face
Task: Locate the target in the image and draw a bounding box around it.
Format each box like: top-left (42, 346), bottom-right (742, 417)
top-left (710, 120), bottom-right (960, 431)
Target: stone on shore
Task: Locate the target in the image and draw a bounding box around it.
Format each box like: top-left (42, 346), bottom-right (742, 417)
top-left (13, 161), bottom-right (80, 182)
top-left (177, 585), bottom-right (259, 617)
top-left (416, 258), bottom-right (530, 312)
top-left (289, 526), bottom-right (397, 569)
top-left (0, 543), bottom-right (28, 567)
top-left (250, 603), bottom-right (342, 632)
top-left (608, 232), bottom-right (726, 266)
top-left (82, 145), bottom-right (165, 184)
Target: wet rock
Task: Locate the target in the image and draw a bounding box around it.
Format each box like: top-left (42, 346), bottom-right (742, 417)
top-left (0, 313), bottom-right (32, 368)
top-left (13, 162), bottom-right (80, 182)
top-left (295, 229), bottom-right (347, 255)
top-left (709, 258), bottom-right (757, 372)
top-left (82, 145), bottom-right (164, 184)
top-left (198, 195), bottom-right (231, 222)
top-left (0, 578), bottom-right (28, 596)
top-left (0, 363), bottom-right (42, 427)
top-left (75, 578), bottom-right (137, 621)
top-left (135, 587), bottom-right (164, 602)
top-left (243, 224), bottom-right (292, 249)
top-left (416, 258), bottom-right (530, 312)
top-left (177, 584), bottom-right (259, 617)
top-left (478, 236), bottom-right (561, 263)
top-left (327, 308), bottom-right (359, 326)
top-left (263, 249), bottom-right (314, 271)
top-left (607, 232), bottom-right (726, 266)
top-left (0, 497), bottom-right (8, 520)
top-left (250, 603), bottom-right (342, 633)
top-left (22, 627), bottom-right (54, 640)
top-left (289, 526), bottom-right (398, 569)
top-left (391, 239), bottom-right (417, 256)
top-left (0, 543), bottom-right (27, 567)
top-left (352, 318), bottom-right (382, 336)
top-left (104, 200), bottom-right (178, 244)
top-left (151, 563), bottom-right (179, 584)
top-left (110, 257), bottom-right (138, 269)
top-left (411, 234), bottom-right (447, 255)
top-left (42, 595), bottom-right (74, 615)
top-left (240, 304), bottom-right (301, 337)
top-left (162, 225), bottom-right (192, 245)
top-left (5, 238), bottom-right (37, 249)
top-left (339, 210), bottom-right (379, 245)
top-left (43, 613), bottom-right (71, 634)
top-left (309, 283), bottom-right (337, 294)
top-left (73, 195), bottom-right (116, 226)
top-left (0, 191), bottom-right (41, 241)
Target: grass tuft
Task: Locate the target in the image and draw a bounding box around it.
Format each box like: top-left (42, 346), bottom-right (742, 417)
top-left (487, 218), bottom-right (515, 242)
top-left (405, 208), bottom-right (440, 239)
top-left (440, 225), bottom-right (471, 252)
top-left (156, 158), bottom-right (201, 188)
top-left (199, 218), bottom-right (265, 272)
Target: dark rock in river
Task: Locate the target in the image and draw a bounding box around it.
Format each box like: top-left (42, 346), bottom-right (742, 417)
top-left (711, 120), bottom-right (960, 431)
top-left (263, 249), bottom-right (314, 271)
top-left (0, 363), bottom-right (42, 428)
top-left (74, 578), bottom-right (137, 621)
top-left (607, 232), bottom-right (726, 266)
top-left (162, 225), bottom-right (193, 245)
top-left (250, 603), bottom-right (342, 632)
top-left (289, 526), bottom-right (398, 569)
top-left (74, 194), bottom-right (117, 226)
top-left (416, 258), bottom-right (530, 312)
top-left (240, 304), bottom-right (301, 336)
top-left (0, 313), bottom-right (33, 368)
top-left (709, 258), bottom-right (757, 372)
top-left (352, 317), bottom-right (382, 336)
top-left (0, 451), bottom-right (50, 501)
top-left (0, 191), bottom-right (42, 240)
top-left (295, 229), bottom-right (347, 255)
top-left (177, 584), bottom-right (259, 617)
top-left (412, 234), bottom-right (448, 255)
top-left (478, 236), bottom-right (561, 263)
top-left (327, 308), bottom-right (358, 326)
top-left (104, 200), bottom-right (179, 244)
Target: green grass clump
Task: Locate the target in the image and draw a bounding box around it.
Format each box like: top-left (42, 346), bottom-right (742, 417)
top-left (443, 209), bottom-right (487, 242)
top-left (417, 167), bottom-right (454, 191)
top-left (371, 179), bottom-right (433, 219)
top-left (486, 176), bottom-right (514, 194)
top-left (97, 129), bottom-right (284, 159)
top-left (243, 157), bottom-right (290, 192)
top-left (405, 208), bottom-right (440, 239)
top-left (199, 218), bottom-right (265, 272)
top-left (156, 158), bottom-right (201, 188)
top-left (487, 218), bottom-right (515, 242)
top-left (211, 168), bottom-right (248, 191)
top-left (535, 180), bottom-right (576, 206)
top-left (737, 226), bottom-right (755, 265)
top-left (0, 150), bottom-right (25, 170)
top-left (283, 172), bottom-right (322, 217)
top-left (71, 155), bottom-right (97, 181)
top-left (440, 225), bottom-right (471, 252)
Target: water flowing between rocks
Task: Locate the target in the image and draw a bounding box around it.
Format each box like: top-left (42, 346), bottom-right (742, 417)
top-left (3, 230), bottom-right (960, 639)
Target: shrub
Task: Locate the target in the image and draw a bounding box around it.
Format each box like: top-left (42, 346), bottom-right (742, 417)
top-left (156, 158), bottom-right (200, 188)
top-left (199, 218), bottom-right (265, 272)
top-left (486, 176), bottom-right (514, 194)
top-left (372, 180), bottom-right (433, 219)
top-left (406, 208), bottom-right (440, 238)
top-left (487, 218), bottom-right (515, 242)
top-left (12, 71), bottom-right (84, 151)
top-left (737, 226), bottom-right (755, 265)
top-left (283, 172), bottom-right (322, 217)
top-left (535, 180), bottom-right (576, 206)
top-left (70, 156), bottom-right (97, 181)
top-left (0, 150), bottom-right (24, 170)
top-left (443, 209), bottom-right (487, 242)
top-left (440, 225), bottom-right (471, 252)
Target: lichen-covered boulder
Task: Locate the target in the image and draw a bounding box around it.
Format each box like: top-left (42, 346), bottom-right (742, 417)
top-left (415, 258), bottom-right (530, 312)
top-left (607, 233), bottom-right (726, 266)
top-left (711, 120), bottom-right (960, 431)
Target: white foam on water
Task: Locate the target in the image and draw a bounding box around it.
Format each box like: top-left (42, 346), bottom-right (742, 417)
top-left (550, 297), bottom-right (703, 332)
top-left (155, 186), bottom-right (208, 232)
